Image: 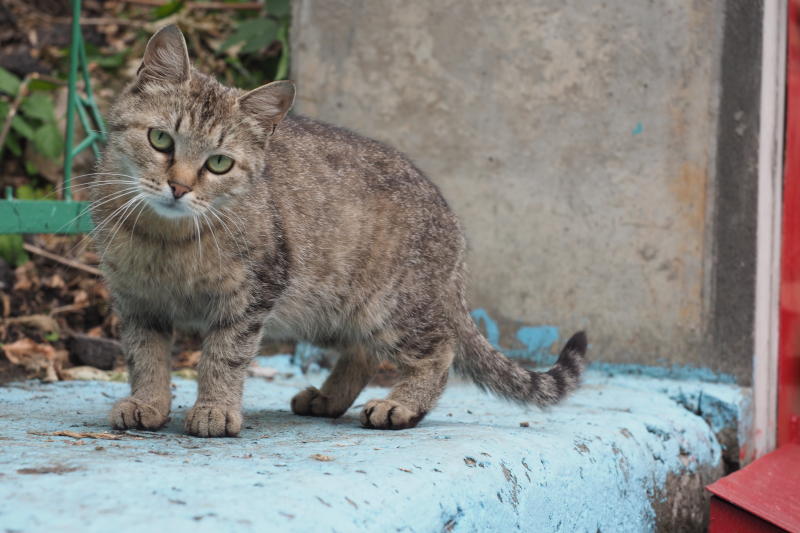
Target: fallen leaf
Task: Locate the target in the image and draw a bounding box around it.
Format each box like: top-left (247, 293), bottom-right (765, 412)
top-left (174, 350), bottom-right (201, 369)
top-left (72, 290), bottom-right (89, 306)
top-left (310, 454), bottom-right (334, 462)
top-left (43, 274), bottom-right (65, 289)
top-left (2, 314), bottom-right (60, 334)
top-left (519, 421), bottom-right (530, 428)
top-left (1, 338), bottom-right (65, 382)
top-left (59, 365), bottom-right (110, 381)
top-left (17, 464), bottom-right (81, 475)
top-left (398, 467), bottom-right (413, 473)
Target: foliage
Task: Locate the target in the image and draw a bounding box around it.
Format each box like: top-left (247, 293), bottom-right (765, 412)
top-left (0, 67), bottom-right (64, 173)
top-left (151, 0), bottom-right (292, 88)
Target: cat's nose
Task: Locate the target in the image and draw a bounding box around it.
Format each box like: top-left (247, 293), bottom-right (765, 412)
top-left (168, 181), bottom-right (192, 199)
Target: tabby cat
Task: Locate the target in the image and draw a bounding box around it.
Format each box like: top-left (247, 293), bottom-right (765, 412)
top-left (93, 25), bottom-right (587, 437)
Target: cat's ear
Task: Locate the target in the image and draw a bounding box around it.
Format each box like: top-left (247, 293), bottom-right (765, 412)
top-left (238, 81), bottom-right (296, 125)
top-left (136, 25), bottom-right (190, 86)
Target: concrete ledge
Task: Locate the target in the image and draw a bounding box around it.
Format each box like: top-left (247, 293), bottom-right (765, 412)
top-left (0, 357), bottom-right (748, 532)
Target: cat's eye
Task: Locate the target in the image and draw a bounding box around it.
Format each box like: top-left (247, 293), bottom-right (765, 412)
top-left (206, 154), bottom-right (234, 174)
top-left (148, 129), bottom-right (174, 152)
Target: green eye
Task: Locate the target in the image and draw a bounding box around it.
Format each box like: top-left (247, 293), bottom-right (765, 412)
top-left (206, 154), bottom-right (234, 174)
top-left (148, 129), bottom-right (174, 152)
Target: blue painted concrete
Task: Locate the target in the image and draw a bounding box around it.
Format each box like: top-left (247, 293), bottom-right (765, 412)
top-left (0, 356), bottom-right (746, 532)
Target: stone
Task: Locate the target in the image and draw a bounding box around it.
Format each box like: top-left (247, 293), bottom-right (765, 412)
top-left (68, 334), bottom-right (123, 371)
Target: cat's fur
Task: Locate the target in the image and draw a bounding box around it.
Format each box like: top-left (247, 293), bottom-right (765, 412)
top-left (93, 25), bottom-right (587, 437)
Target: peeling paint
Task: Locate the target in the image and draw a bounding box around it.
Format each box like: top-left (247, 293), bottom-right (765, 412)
top-left (0, 358), bottom-right (746, 532)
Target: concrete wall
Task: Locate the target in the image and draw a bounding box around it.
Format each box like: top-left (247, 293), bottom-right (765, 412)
top-left (290, 1), bottom-right (761, 383)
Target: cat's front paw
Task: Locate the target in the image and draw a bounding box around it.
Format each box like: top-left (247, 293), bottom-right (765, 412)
top-left (360, 399), bottom-right (421, 430)
top-left (185, 404), bottom-right (242, 437)
top-left (291, 386), bottom-right (348, 418)
top-left (110, 397), bottom-right (169, 431)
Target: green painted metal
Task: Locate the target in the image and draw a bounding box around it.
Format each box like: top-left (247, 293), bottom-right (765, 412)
top-left (0, 198), bottom-right (92, 234)
top-left (0, 0), bottom-right (104, 234)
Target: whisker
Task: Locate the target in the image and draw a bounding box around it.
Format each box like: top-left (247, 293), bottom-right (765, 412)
top-left (200, 211), bottom-right (223, 265)
top-left (99, 196), bottom-right (145, 261)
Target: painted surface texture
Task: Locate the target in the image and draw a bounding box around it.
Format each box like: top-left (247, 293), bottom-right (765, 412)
top-left (0, 357), bottom-right (747, 532)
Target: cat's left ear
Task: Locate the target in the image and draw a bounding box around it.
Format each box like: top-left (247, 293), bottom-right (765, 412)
top-left (137, 24), bottom-right (191, 86)
top-left (238, 81), bottom-right (296, 125)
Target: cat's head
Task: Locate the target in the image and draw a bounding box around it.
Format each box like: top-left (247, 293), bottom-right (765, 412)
top-left (102, 25), bottom-right (294, 220)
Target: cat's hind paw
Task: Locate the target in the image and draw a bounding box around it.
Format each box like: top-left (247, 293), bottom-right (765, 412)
top-left (291, 386), bottom-right (348, 418)
top-left (360, 399), bottom-right (422, 430)
top-left (110, 397), bottom-right (169, 431)
top-left (185, 404), bottom-right (242, 437)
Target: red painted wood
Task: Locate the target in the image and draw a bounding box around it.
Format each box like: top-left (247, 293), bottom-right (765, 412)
top-left (780, 0), bottom-right (800, 449)
top-left (707, 444), bottom-right (800, 532)
top-left (709, 497), bottom-right (787, 533)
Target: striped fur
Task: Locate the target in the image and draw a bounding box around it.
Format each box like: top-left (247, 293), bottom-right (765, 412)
top-left (96, 25), bottom-right (588, 437)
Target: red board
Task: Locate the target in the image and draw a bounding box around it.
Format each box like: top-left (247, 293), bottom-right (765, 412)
top-left (709, 497), bottom-right (787, 533)
top-left (780, 0), bottom-right (800, 449)
top-left (707, 444), bottom-right (800, 532)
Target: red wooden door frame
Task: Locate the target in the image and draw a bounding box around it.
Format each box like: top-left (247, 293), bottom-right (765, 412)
top-left (779, 0), bottom-right (800, 448)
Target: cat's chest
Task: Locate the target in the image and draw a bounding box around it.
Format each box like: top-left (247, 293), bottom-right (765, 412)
top-left (107, 244), bottom-right (248, 320)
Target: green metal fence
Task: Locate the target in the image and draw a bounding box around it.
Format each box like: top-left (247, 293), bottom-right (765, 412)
top-left (0, 0), bottom-right (105, 234)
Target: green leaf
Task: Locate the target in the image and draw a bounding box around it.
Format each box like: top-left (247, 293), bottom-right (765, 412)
top-left (20, 92), bottom-right (56, 122)
top-left (274, 22), bottom-right (290, 80)
top-left (88, 50), bottom-right (129, 69)
top-left (0, 234), bottom-right (29, 268)
top-left (24, 160), bottom-right (38, 176)
top-left (29, 78), bottom-right (61, 91)
top-left (221, 18), bottom-right (278, 54)
top-left (11, 115), bottom-right (35, 139)
top-left (44, 331), bottom-right (60, 342)
top-left (5, 131), bottom-right (22, 156)
top-left (153, 0), bottom-right (184, 19)
top-left (33, 122), bottom-right (63, 160)
top-left (0, 67), bottom-right (20, 96)
top-left (266, 0), bottom-right (290, 17)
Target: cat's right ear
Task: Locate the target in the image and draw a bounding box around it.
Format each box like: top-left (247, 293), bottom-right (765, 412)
top-left (238, 81), bottom-right (296, 126)
top-left (136, 25), bottom-right (190, 87)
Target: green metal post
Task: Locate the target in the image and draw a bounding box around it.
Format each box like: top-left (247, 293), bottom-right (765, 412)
top-left (63, 0), bottom-right (82, 202)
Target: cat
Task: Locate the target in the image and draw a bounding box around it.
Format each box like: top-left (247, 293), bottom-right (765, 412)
top-left (92, 24), bottom-right (587, 437)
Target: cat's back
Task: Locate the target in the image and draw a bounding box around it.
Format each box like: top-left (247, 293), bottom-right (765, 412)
top-left (266, 115), bottom-right (451, 214)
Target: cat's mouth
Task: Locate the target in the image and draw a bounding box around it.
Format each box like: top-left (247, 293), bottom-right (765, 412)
top-left (147, 196), bottom-right (195, 219)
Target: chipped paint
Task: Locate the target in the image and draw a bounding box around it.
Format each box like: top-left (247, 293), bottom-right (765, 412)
top-left (0, 356), bottom-right (746, 532)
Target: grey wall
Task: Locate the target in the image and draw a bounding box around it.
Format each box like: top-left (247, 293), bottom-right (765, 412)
top-left (290, 0), bottom-right (761, 383)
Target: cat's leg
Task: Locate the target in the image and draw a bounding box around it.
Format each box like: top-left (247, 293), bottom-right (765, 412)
top-left (360, 339), bottom-right (454, 430)
top-left (185, 318), bottom-right (262, 438)
top-left (291, 345), bottom-right (377, 418)
top-left (110, 317), bottom-right (173, 431)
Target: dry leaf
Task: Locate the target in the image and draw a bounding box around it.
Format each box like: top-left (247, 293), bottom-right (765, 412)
top-left (59, 366), bottom-right (111, 381)
top-left (72, 290), bottom-right (89, 306)
top-left (173, 350), bottom-right (201, 369)
top-left (2, 314), bottom-right (60, 334)
top-left (310, 454), bottom-right (334, 462)
top-left (1, 338), bottom-right (65, 382)
top-left (13, 263), bottom-right (37, 291)
top-left (43, 274), bottom-right (66, 289)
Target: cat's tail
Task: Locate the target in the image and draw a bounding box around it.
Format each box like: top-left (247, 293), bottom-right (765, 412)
top-left (452, 311), bottom-right (587, 406)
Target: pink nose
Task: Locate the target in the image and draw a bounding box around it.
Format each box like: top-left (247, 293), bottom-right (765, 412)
top-left (168, 181), bottom-right (192, 199)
